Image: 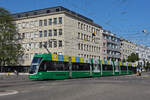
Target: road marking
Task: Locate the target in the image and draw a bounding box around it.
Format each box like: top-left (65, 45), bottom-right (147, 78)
top-left (0, 90), bottom-right (18, 96)
top-left (20, 90), bottom-right (31, 93)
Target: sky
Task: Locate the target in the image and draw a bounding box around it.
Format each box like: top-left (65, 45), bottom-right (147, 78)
top-left (0, 0), bottom-right (150, 46)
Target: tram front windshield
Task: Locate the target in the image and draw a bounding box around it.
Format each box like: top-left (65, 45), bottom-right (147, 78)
top-left (29, 57), bottom-right (42, 74)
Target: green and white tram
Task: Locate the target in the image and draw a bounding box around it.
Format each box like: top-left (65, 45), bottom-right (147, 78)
top-left (29, 53), bottom-right (135, 80)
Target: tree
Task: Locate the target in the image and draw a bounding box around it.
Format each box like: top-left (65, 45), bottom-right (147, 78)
top-left (127, 53), bottom-right (139, 62)
top-left (0, 8), bottom-right (23, 66)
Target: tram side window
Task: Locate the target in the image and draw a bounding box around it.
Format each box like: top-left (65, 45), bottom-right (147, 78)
top-left (102, 65), bottom-right (113, 70)
top-left (46, 61), bottom-right (56, 71)
top-left (121, 66), bottom-right (127, 70)
top-left (47, 61), bottom-right (69, 71)
top-left (72, 63), bottom-right (90, 71)
top-left (128, 66), bottom-right (132, 70)
top-left (39, 61), bottom-right (69, 72)
top-left (72, 63), bottom-right (79, 71)
top-left (64, 62), bottom-right (69, 70)
top-left (55, 62), bottom-right (64, 71)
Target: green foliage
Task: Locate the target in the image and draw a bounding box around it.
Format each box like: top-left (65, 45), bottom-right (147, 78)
top-left (0, 8), bottom-right (23, 66)
top-left (127, 53), bottom-right (139, 62)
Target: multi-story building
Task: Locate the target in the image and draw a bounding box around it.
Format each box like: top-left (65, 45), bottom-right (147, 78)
top-left (120, 39), bottom-right (136, 60)
top-left (102, 30), bottom-right (121, 61)
top-left (12, 6), bottom-right (103, 66)
top-left (136, 44), bottom-right (150, 66)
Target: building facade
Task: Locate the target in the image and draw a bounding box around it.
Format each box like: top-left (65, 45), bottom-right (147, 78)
top-left (120, 39), bottom-right (136, 60)
top-left (12, 6), bottom-right (103, 66)
top-left (102, 30), bottom-right (121, 61)
top-left (136, 44), bottom-right (150, 66)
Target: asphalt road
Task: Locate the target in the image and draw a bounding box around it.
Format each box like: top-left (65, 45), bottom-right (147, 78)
top-left (0, 72), bottom-right (150, 100)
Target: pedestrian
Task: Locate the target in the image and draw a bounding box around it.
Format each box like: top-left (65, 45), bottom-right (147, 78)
top-left (139, 68), bottom-right (142, 76)
top-left (14, 70), bottom-right (19, 76)
top-left (136, 67), bottom-right (139, 76)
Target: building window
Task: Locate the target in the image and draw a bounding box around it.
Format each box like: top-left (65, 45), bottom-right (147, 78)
top-left (81, 44), bottom-right (83, 50)
top-left (86, 25), bottom-right (88, 31)
top-left (39, 20), bottom-right (42, 26)
top-left (22, 33), bottom-right (25, 39)
top-left (84, 34), bottom-right (86, 40)
top-left (84, 24), bottom-right (86, 31)
top-left (103, 43), bottom-right (106, 46)
top-left (54, 29), bottom-right (57, 36)
top-left (89, 26), bottom-right (91, 32)
top-left (54, 18), bottom-right (57, 24)
top-left (78, 43), bottom-right (80, 50)
top-left (86, 35), bottom-right (88, 41)
top-left (81, 33), bottom-right (83, 40)
top-left (49, 18), bottom-right (52, 25)
top-left (84, 44), bottom-right (86, 51)
top-left (89, 45), bottom-right (91, 51)
top-left (81, 23), bottom-right (83, 30)
top-left (78, 22), bottom-right (80, 29)
top-left (44, 30), bottom-right (47, 37)
top-left (59, 40), bottom-right (62, 47)
top-left (44, 19), bottom-right (47, 26)
top-left (44, 41), bottom-right (47, 48)
top-left (25, 13), bottom-right (29, 17)
top-left (39, 42), bottom-right (42, 48)
top-left (56, 8), bottom-right (60, 12)
top-left (91, 27), bottom-right (93, 33)
top-left (59, 29), bottom-right (62, 35)
top-left (54, 41), bottom-right (57, 48)
top-left (58, 17), bottom-right (62, 24)
top-left (49, 40), bottom-right (52, 48)
top-left (87, 45), bottom-right (88, 51)
top-left (92, 46), bottom-right (93, 52)
top-left (49, 30), bottom-right (52, 36)
top-left (34, 12), bottom-right (37, 15)
top-left (18, 15), bottom-right (21, 18)
top-left (78, 32), bottom-right (80, 39)
top-left (47, 10), bottom-right (50, 13)
top-left (39, 31), bottom-right (42, 37)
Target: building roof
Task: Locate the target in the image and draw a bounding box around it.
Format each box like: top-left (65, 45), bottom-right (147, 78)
top-left (12, 6), bottom-right (102, 28)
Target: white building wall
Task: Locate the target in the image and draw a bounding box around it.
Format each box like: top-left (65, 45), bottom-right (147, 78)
top-left (15, 12), bottom-right (103, 66)
top-left (15, 13), bottom-right (65, 65)
top-left (63, 14), bottom-right (103, 59)
top-left (136, 45), bottom-right (150, 66)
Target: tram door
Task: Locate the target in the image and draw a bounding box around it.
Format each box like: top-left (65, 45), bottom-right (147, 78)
top-left (84, 58), bottom-right (91, 76)
top-left (69, 57), bottom-right (72, 78)
top-left (115, 61), bottom-right (119, 72)
top-left (93, 59), bottom-right (100, 72)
